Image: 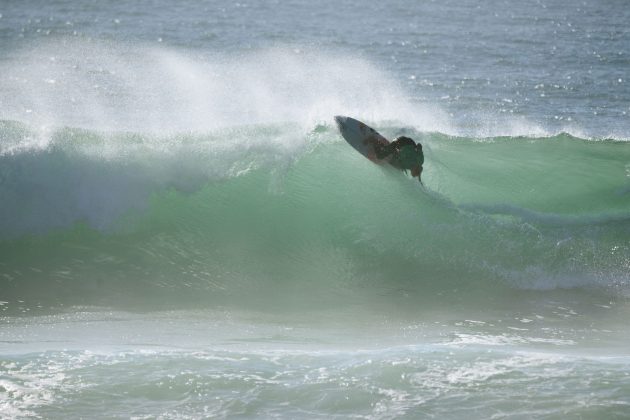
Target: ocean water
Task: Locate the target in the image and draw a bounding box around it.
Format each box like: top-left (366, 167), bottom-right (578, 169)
top-left (1, 0), bottom-right (630, 418)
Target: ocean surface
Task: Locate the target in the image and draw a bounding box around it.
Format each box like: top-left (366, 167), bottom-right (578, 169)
top-left (1, 0), bottom-right (630, 418)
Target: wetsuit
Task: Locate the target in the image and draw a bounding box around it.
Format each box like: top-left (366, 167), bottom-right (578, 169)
top-left (375, 137), bottom-right (423, 178)
top-left (392, 143), bottom-right (423, 170)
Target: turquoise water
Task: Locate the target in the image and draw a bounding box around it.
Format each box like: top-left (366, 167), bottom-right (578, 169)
top-left (1, 1), bottom-right (630, 418)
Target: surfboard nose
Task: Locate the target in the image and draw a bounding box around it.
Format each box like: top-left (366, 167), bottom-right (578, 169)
top-left (334, 115), bottom-right (346, 130)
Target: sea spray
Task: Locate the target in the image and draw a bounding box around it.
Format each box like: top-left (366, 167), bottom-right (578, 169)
top-left (0, 40), bottom-right (449, 133)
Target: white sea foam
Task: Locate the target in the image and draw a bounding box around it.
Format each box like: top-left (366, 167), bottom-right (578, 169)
top-left (0, 359), bottom-right (68, 418)
top-left (448, 333), bottom-right (576, 347)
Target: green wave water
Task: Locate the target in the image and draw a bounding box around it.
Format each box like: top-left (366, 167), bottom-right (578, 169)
top-left (1, 121), bottom-right (628, 313)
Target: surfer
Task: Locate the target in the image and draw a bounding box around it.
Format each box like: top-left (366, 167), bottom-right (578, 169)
top-left (375, 136), bottom-right (424, 183)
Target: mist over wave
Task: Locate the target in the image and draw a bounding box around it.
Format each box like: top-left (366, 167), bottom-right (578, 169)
top-left (1, 39), bottom-right (610, 140)
top-left (0, 39), bottom-right (449, 134)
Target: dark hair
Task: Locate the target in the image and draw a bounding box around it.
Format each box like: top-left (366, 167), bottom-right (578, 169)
top-left (395, 136), bottom-right (416, 147)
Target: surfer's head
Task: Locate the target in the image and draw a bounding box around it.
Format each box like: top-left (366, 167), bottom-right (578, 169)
top-left (394, 136), bottom-right (416, 147)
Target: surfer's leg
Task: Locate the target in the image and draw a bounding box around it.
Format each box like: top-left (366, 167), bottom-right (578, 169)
top-left (411, 164), bottom-right (423, 182)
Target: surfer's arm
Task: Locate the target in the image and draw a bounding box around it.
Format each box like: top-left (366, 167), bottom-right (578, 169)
top-left (412, 165), bottom-right (423, 184)
top-left (374, 142), bottom-right (393, 159)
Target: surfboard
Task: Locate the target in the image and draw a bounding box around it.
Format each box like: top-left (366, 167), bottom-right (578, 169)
top-left (334, 115), bottom-right (391, 163)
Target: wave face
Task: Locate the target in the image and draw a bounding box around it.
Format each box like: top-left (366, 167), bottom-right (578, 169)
top-left (0, 42), bottom-right (629, 311)
top-left (1, 119), bottom-right (629, 310)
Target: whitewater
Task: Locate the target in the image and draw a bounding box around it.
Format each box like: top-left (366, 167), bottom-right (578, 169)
top-left (1, 0), bottom-right (630, 418)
